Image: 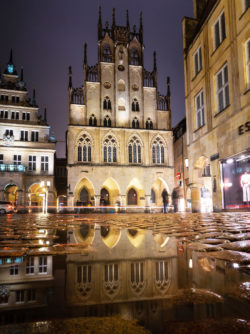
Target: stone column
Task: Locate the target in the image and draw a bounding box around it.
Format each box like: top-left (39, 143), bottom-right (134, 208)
top-left (191, 186), bottom-right (201, 212)
top-left (94, 195), bottom-right (101, 213)
top-left (145, 194), bottom-right (151, 213)
top-left (120, 195), bottom-right (126, 213)
top-left (67, 194), bottom-right (75, 212)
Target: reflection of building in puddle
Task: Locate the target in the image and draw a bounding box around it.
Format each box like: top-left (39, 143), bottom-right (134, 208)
top-left (0, 250), bottom-right (53, 321)
top-left (66, 224), bottom-right (177, 308)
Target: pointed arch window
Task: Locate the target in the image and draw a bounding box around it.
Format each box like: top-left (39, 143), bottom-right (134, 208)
top-left (103, 135), bottom-right (117, 163)
top-left (103, 96), bottom-right (111, 110)
top-left (132, 98), bottom-right (139, 112)
top-left (77, 134), bottom-right (92, 162)
top-left (89, 114), bottom-right (97, 126)
top-left (128, 188), bottom-right (137, 205)
top-left (146, 118), bottom-right (153, 129)
top-left (104, 115), bottom-right (111, 127)
top-left (152, 137), bottom-right (165, 164)
top-left (128, 136), bottom-right (142, 164)
top-left (132, 117), bottom-right (139, 129)
top-left (102, 44), bottom-right (112, 63)
top-left (130, 48), bottom-right (140, 65)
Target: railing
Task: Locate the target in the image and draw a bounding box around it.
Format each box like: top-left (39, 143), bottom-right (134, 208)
top-left (0, 164), bottom-right (26, 172)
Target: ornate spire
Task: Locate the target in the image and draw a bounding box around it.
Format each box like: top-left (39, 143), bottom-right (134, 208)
top-left (84, 43), bottom-right (87, 65)
top-left (98, 6), bottom-right (102, 40)
top-left (20, 67), bottom-right (24, 81)
top-left (9, 48), bottom-right (13, 64)
top-left (32, 89), bottom-right (37, 107)
top-left (112, 8), bottom-right (116, 28)
top-left (126, 10), bottom-right (130, 30)
top-left (44, 107), bottom-right (47, 123)
top-left (68, 66), bottom-right (72, 88)
top-left (139, 11), bottom-right (143, 43)
top-left (153, 51), bottom-right (157, 72)
top-left (167, 76), bottom-right (171, 110)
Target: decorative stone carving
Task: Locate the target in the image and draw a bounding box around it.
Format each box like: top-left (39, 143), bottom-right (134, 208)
top-left (104, 82), bottom-right (111, 89)
top-left (132, 84), bottom-right (139, 91)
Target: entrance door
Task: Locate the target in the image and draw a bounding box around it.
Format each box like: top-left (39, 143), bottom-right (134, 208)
top-left (100, 188), bottom-right (109, 206)
top-left (80, 188), bottom-right (89, 205)
top-left (127, 188), bottom-right (137, 205)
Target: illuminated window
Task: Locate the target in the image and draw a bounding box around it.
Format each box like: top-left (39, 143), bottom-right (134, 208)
top-left (26, 257), bottom-right (35, 275)
top-left (246, 38), bottom-right (250, 89)
top-left (41, 156), bottom-right (49, 172)
top-left (77, 134), bottom-right (92, 162)
top-left (152, 137), bottom-right (165, 164)
top-left (103, 135), bottom-right (117, 163)
top-left (195, 90), bottom-right (205, 129)
top-left (216, 63), bottom-right (229, 113)
top-left (28, 156), bottom-right (36, 171)
top-left (38, 256), bottom-right (47, 274)
top-left (194, 46), bottom-right (202, 76)
top-left (128, 136), bottom-right (142, 163)
top-left (214, 11), bottom-right (226, 50)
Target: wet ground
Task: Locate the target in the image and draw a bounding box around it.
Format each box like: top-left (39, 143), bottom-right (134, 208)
top-left (0, 212), bottom-right (249, 333)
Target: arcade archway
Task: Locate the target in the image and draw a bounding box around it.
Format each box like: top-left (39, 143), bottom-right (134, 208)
top-left (4, 184), bottom-right (18, 204)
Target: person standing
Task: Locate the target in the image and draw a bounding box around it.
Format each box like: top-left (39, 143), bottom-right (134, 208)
top-left (162, 189), bottom-right (169, 213)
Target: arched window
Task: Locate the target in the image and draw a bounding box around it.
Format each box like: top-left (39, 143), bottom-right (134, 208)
top-left (103, 97), bottom-right (111, 110)
top-left (104, 116), bottom-right (111, 127)
top-left (152, 137), bottom-right (165, 164)
top-left (127, 188), bottom-right (137, 205)
top-left (146, 118), bottom-right (153, 129)
top-left (100, 188), bottom-right (109, 205)
top-left (132, 98), bottom-right (139, 112)
top-left (89, 114), bottom-right (97, 126)
top-left (77, 134), bottom-right (92, 162)
top-left (130, 48), bottom-right (139, 66)
top-left (132, 117), bottom-right (139, 129)
top-left (103, 135), bottom-right (117, 163)
top-left (128, 136), bottom-right (142, 163)
top-left (102, 44), bottom-right (112, 63)
top-left (80, 188), bottom-right (89, 205)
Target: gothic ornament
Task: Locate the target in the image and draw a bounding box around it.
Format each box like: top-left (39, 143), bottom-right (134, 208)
top-left (132, 84), bottom-right (139, 91)
top-left (104, 82), bottom-right (111, 89)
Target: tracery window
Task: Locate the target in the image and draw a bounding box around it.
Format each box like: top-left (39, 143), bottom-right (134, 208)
top-left (155, 261), bottom-right (169, 292)
top-left (102, 44), bottom-right (112, 63)
top-left (132, 117), bottom-right (139, 129)
top-left (103, 115), bottom-right (111, 127)
top-left (77, 134), bottom-right (92, 162)
top-left (103, 135), bottom-right (117, 163)
top-left (128, 136), bottom-right (142, 163)
top-left (89, 114), bottom-right (97, 126)
top-left (152, 137), bottom-right (165, 164)
top-left (132, 98), bottom-right (139, 112)
top-left (130, 48), bottom-right (139, 65)
top-left (103, 96), bottom-right (112, 110)
top-left (146, 118), bottom-right (153, 129)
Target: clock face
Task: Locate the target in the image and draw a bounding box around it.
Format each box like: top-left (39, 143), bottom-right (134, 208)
top-left (8, 64), bottom-right (14, 74)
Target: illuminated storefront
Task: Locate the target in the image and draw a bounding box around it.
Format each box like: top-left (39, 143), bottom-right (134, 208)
top-left (221, 152), bottom-right (250, 209)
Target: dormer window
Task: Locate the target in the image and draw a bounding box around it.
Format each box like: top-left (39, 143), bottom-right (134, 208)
top-left (102, 44), bottom-right (112, 63)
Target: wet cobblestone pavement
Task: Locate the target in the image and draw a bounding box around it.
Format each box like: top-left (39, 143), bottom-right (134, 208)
top-left (0, 212), bottom-right (249, 333)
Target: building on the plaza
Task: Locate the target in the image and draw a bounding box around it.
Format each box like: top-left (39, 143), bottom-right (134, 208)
top-left (54, 157), bottom-right (67, 211)
top-left (182, 0), bottom-right (250, 212)
top-left (173, 118), bottom-right (189, 211)
top-left (0, 51), bottom-right (56, 211)
top-left (67, 8), bottom-right (174, 211)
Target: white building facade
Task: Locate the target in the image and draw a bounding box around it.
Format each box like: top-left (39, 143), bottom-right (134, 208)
top-left (67, 9), bottom-right (174, 211)
top-left (0, 51), bottom-right (56, 210)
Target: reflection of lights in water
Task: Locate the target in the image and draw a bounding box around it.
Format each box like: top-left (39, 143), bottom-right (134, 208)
top-left (222, 182), bottom-right (232, 188)
top-left (189, 259), bottom-right (193, 269)
top-left (45, 240), bottom-right (50, 245)
top-left (39, 229), bottom-right (46, 234)
top-left (39, 239), bottom-right (44, 245)
top-left (200, 198), bottom-right (213, 213)
top-left (232, 263), bottom-right (239, 268)
top-left (160, 237), bottom-right (169, 248)
top-left (241, 282), bottom-right (250, 290)
top-left (179, 198), bottom-right (185, 212)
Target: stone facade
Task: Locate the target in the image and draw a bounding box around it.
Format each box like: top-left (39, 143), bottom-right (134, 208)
top-left (182, 0), bottom-right (250, 212)
top-left (0, 51), bottom-right (56, 210)
top-left (67, 8), bottom-right (174, 211)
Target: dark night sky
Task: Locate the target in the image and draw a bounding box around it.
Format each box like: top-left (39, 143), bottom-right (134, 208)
top-left (0, 0), bottom-right (193, 157)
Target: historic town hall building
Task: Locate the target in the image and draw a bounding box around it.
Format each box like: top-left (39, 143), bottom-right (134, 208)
top-left (67, 8), bottom-right (174, 210)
